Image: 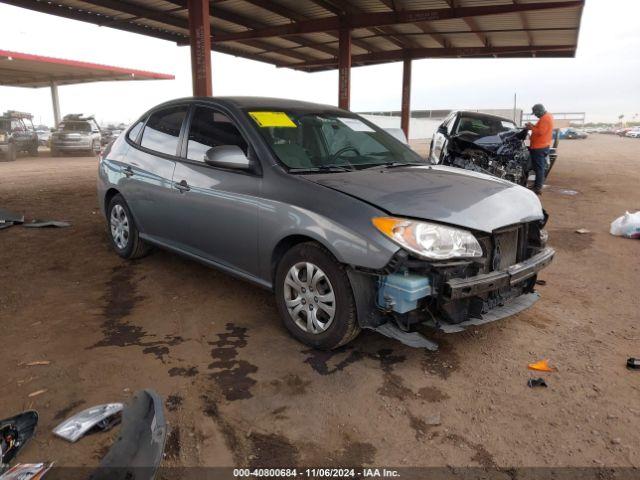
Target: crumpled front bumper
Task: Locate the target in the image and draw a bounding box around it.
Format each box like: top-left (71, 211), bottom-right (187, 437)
top-left (443, 247), bottom-right (555, 301)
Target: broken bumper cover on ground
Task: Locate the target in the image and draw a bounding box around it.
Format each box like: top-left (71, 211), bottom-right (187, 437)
top-left (444, 247), bottom-right (555, 301)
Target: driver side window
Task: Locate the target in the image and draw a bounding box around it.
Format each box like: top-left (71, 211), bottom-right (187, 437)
top-left (186, 107), bottom-right (247, 162)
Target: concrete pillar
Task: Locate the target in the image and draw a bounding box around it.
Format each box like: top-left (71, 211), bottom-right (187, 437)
top-left (188, 0), bottom-right (212, 96)
top-left (400, 58), bottom-right (412, 140)
top-left (50, 81), bottom-right (61, 127)
top-left (338, 28), bottom-right (351, 110)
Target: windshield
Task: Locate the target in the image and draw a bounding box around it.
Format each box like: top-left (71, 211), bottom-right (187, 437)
top-left (454, 115), bottom-right (517, 137)
top-left (248, 110), bottom-right (424, 171)
top-left (59, 121), bottom-right (92, 132)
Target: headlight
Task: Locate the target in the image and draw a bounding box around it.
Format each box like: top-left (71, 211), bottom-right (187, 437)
top-left (0, 133), bottom-right (6, 142)
top-left (372, 217), bottom-right (483, 260)
top-left (540, 228), bottom-right (549, 246)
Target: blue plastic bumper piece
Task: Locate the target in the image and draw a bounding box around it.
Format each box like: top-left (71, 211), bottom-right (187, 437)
top-left (377, 273), bottom-right (432, 314)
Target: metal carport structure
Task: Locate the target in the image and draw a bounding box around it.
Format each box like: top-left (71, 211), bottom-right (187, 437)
top-left (0, 49), bottom-right (175, 126)
top-left (0, 0), bottom-right (585, 137)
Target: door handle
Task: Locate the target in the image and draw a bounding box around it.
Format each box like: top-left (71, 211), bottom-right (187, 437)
top-left (123, 166), bottom-right (134, 177)
top-left (175, 180), bottom-right (190, 193)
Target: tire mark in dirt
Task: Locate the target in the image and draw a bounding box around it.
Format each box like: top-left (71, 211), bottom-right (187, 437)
top-left (89, 265), bottom-right (185, 361)
top-left (303, 346), bottom-right (412, 400)
top-left (165, 427), bottom-right (181, 460)
top-left (333, 439), bottom-right (376, 467)
top-left (166, 394), bottom-right (183, 412)
top-left (168, 366), bottom-right (199, 378)
top-left (444, 433), bottom-right (497, 468)
top-left (303, 347), bottom-right (364, 375)
top-left (208, 323), bottom-right (258, 401)
top-left (422, 339), bottom-right (460, 380)
top-left (375, 348), bottom-right (411, 400)
top-left (93, 264), bottom-right (146, 347)
top-left (417, 386), bottom-right (450, 403)
top-left (248, 432), bottom-right (299, 468)
top-left (270, 373), bottom-right (311, 396)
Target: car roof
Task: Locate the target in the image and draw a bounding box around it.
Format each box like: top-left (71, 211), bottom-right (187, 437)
top-left (152, 96), bottom-right (344, 113)
top-left (454, 110), bottom-right (517, 123)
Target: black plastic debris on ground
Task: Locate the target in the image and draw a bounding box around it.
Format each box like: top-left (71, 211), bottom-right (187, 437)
top-left (24, 220), bottom-right (71, 228)
top-left (627, 358), bottom-right (640, 370)
top-left (527, 378), bottom-right (548, 388)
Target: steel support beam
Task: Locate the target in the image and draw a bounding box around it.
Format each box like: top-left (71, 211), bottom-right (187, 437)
top-left (400, 58), bottom-right (411, 139)
top-left (293, 44), bottom-right (575, 69)
top-left (338, 28), bottom-right (351, 110)
top-left (50, 80), bottom-right (60, 127)
top-left (188, 0), bottom-right (212, 96)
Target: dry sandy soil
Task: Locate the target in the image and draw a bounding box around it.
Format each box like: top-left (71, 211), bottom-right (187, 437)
top-left (1, 136), bottom-right (639, 473)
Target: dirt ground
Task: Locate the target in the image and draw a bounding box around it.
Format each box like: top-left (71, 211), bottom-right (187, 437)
top-left (1, 135), bottom-right (639, 471)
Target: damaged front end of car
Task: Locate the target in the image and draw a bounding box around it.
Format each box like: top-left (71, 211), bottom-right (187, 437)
top-left (348, 213), bottom-right (554, 350)
top-left (444, 129), bottom-right (531, 185)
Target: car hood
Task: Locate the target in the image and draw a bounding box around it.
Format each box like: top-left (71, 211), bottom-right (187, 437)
top-left (450, 128), bottom-right (528, 154)
top-left (302, 165), bottom-right (543, 233)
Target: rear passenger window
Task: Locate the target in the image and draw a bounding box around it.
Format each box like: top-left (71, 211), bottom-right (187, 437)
top-left (127, 120), bottom-right (144, 143)
top-left (186, 107), bottom-right (247, 162)
top-left (140, 106), bottom-right (187, 156)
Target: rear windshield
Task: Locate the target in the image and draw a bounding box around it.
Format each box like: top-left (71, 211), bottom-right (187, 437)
top-left (454, 115), bottom-right (517, 137)
top-left (60, 121), bottom-right (92, 132)
top-left (247, 110), bottom-right (423, 170)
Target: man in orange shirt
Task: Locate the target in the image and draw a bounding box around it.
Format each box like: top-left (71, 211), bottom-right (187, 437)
top-left (525, 104), bottom-right (554, 195)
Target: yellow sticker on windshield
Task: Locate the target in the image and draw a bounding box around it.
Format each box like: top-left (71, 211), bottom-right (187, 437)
top-left (249, 111), bottom-right (297, 128)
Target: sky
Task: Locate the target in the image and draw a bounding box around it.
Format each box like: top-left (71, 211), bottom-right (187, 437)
top-left (0, 0), bottom-right (639, 127)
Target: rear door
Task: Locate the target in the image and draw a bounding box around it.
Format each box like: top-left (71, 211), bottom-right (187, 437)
top-left (169, 104), bottom-right (260, 277)
top-left (119, 104), bottom-right (188, 244)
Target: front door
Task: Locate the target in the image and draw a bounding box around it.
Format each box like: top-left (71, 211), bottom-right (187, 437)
top-left (170, 105), bottom-right (260, 278)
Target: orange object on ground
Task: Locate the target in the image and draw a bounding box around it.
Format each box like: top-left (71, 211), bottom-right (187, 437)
top-left (528, 359), bottom-right (557, 372)
top-left (529, 112), bottom-right (554, 149)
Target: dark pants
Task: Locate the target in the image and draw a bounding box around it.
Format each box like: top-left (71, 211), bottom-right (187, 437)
top-left (529, 147), bottom-right (549, 190)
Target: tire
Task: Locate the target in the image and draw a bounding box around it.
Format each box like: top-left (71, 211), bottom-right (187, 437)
top-left (50, 147), bottom-right (60, 157)
top-left (29, 143), bottom-right (38, 156)
top-left (274, 242), bottom-right (360, 350)
top-left (106, 194), bottom-right (151, 260)
top-left (2, 144), bottom-right (17, 162)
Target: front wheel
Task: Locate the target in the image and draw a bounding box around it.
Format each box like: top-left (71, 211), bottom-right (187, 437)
top-left (107, 194), bottom-right (151, 259)
top-left (274, 242), bottom-right (360, 350)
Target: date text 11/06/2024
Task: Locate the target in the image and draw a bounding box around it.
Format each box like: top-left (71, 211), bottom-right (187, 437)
top-left (233, 468), bottom-right (401, 477)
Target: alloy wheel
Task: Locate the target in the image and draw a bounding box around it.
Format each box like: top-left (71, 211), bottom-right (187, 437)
top-left (283, 262), bottom-right (336, 334)
top-left (110, 204), bottom-right (129, 249)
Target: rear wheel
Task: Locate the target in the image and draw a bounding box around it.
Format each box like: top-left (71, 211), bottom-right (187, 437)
top-left (2, 144), bottom-right (17, 162)
top-left (29, 143), bottom-right (38, 156)
top-left (107, 194), bottom-right (151, 259)
top-left (275, 242), bottom-right (360, 350)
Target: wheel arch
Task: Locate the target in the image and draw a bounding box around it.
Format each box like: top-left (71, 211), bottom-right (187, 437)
top-left (103, 188), bottom-right (121, 215)
top-left (270, 234), bottom-right (341, 286)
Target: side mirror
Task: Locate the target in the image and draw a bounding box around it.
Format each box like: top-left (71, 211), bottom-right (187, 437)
top-left (437, 125), bottom-right (448, 135)
top-left (205, 145), bottom-right (250, 170)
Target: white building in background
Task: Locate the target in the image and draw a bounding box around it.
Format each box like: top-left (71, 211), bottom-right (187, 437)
top-left (360, 108), bottom-right (524, 141)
